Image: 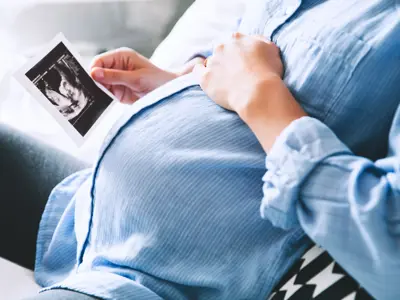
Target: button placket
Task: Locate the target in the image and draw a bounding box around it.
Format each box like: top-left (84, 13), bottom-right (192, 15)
top-left (262, 0), bottom-right (302, 40)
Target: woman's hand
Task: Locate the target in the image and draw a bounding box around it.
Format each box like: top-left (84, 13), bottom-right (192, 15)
top-left (194, 33), bottom-right (307, 152)
top-left (90, 48), bottom-right (179, 104)
top-left (194, 33), bottom-right (284, 114)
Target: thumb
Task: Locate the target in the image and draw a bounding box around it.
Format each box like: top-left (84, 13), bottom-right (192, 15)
top-left (193, 63), bottom-right (207, 80)
top-left (91, 67), bottom-right (139, 88)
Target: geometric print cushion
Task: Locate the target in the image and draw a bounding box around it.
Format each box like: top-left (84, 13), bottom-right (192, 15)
top-left (268, 245), bottom-right (375, 300)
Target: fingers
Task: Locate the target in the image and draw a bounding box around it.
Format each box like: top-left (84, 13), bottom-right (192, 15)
top-left (178, 56), bottom-right (205, 76)
top-left (253, 35), bottom-right (280, 56)
top-left (193, 63), bottom-right (210, 87)
top-left (212, 32), bottom-right (273, 58)
top-left (253, 34), bottom-right (271, 43)
top-left (110, 85), bottom-right (140, 104)
top-left (91, 67), bottom-right (139, 89)
top-left (90, 47), bottom-right (149, 71)
top-left (90, 48), bottom-right (129, 69)
top-left (90, 50), bottom-right (116, 69)
top-left (230, 32), bottom-right (279, 56)
top-left (211, 33), bottom-right (242, 56)
top-left (110, 85), bottom-right (125, 102)
top-left (91, 67), bottom-right (142, 103)
top-left (193, 63), bottom-right (207, 78)
top-left (214, 43), bottom-right (225, 54)
top-left (230, 32), bottom-right (272, 44)
top-left (232, 32), bottom-right (243, 39)
top-left (91, 67), bottom-right (105, 81)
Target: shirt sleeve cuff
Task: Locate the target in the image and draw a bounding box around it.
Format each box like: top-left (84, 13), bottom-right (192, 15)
top-left (260, 116), bottom-right (352, 230)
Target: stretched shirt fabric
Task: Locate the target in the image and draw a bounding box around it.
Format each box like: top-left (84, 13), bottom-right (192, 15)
top-left (34, 1), bottom-right (400, 299)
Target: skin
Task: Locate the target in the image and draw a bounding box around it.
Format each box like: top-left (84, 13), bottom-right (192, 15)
top-left (195, 33), bottom-right (307, 152)
top-left (90, 48), bottom-right (202, 104)
top-left (90, 33), bottom-right (306, 151)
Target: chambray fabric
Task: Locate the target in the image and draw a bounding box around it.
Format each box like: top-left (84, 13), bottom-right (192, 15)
top-left (34, 1), bottom-right (400, 299)
top-left (263, 112), bottom-right (400, 300)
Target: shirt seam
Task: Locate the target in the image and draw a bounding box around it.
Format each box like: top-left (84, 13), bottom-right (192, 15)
top-left (77, 82), bottom-right (199, 265)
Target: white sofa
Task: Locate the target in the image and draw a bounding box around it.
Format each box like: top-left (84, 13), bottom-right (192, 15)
top-left (0, 0), bottom-right (245, 298)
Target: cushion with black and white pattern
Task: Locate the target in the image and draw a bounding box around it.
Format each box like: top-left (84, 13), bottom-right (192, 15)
top-left (268, 245), bottom-right (374, 300)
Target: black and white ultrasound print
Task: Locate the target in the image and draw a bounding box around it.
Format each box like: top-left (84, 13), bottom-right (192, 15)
top-left (24, 41), bottom-right (113, 137)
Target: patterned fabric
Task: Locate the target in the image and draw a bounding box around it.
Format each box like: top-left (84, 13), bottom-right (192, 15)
top-left (269, 245), bottom-right (374, 300)
top-left (263, 114), bottom-right (400, 299)
top-left (33, 1), bottom-right (399, 299)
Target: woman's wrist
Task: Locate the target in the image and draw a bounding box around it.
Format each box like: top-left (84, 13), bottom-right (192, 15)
top-left (238, 77), bottom-right (307, 153)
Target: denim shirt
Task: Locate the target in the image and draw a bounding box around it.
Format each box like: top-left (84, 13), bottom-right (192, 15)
top-left (34, 1), bottom-right (400, 299)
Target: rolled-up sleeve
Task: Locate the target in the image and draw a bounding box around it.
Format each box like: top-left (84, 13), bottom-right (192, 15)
top-left (261, 114), bottom-right (400, 300)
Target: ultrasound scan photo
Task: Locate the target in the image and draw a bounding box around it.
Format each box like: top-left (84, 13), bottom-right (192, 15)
top-left (15, 34), bottom-right (116, 145)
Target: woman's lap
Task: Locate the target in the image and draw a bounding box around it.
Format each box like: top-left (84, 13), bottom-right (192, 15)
top-left (0, 123), bottom-right (87, 270)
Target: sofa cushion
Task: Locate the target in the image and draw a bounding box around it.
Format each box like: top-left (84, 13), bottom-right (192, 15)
top-left (0, 257), bottom-right (40, 299)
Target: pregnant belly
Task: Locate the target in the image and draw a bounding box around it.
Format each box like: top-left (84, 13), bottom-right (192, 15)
top-left (88, 85), bottom-right (275, 265)
top-left (76, 84), bottom-right (308, 300)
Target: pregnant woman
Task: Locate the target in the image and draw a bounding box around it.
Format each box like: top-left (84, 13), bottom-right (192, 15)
top-left (0, 1), bottom-right (399, 299)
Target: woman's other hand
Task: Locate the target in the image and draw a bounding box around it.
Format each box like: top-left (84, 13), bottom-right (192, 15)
top-left (90, 48), bottom-right (179, 104)
top-left (194, 33), bottom-right (307, 152)
top-left (194, 33), bottom-right (283, 114)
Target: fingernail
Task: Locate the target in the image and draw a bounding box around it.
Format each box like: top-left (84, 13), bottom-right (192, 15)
top-left (93, 69), bottom-right (104, 80)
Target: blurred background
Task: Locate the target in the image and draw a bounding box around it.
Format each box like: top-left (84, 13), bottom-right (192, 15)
top-left (0, 0), bottom-right (243, 161)
top-left (1, 0), bottom-right (194, 58)
top-left (0, 0), bottom-right (194, 159)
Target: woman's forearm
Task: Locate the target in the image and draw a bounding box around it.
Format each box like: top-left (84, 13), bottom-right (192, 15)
top-left (260, 113), bottom-right (400, 300)
top-left (238, 77), bottom-right (307, 153)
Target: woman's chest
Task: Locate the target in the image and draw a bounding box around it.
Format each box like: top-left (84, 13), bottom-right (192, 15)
top-left (240, 0), bottom-right (400, 158)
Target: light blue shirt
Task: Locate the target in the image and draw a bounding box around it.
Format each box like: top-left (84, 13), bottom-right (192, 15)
top-left (34, 1), bottom-right (400, 299)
